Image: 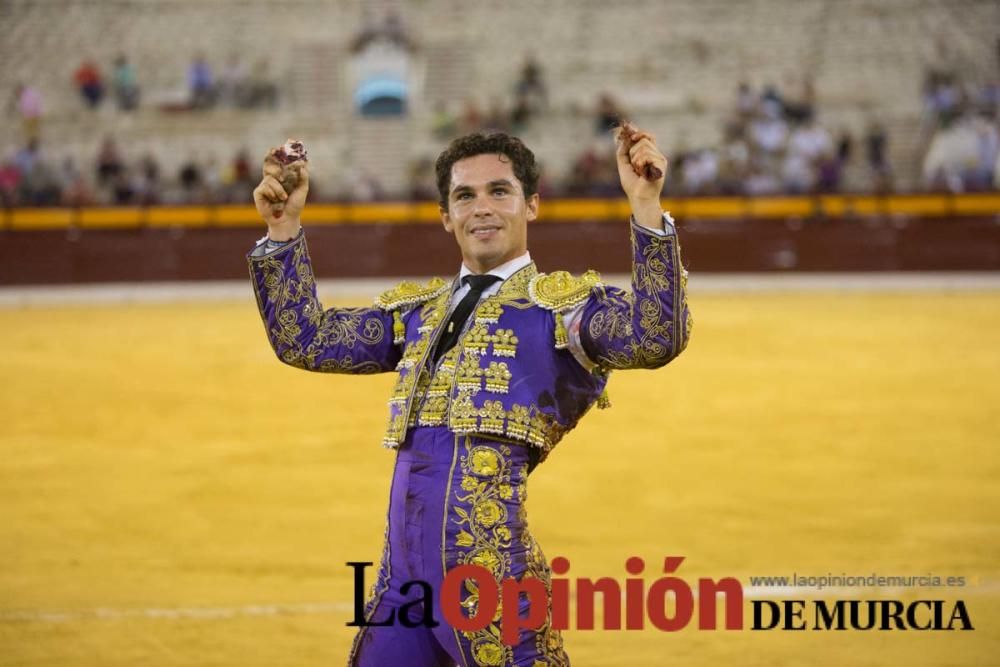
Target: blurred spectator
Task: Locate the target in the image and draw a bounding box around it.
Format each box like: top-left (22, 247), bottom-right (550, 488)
top-left (352, 6), bottom-right (380, 52)
top-left (717, 121), bottom-right (750, 195)
top-left (460, 99), bottom-right (484, 134)
top-left (782, 75), bottom-right (815, 124)
top-left (567, 144), bottom-right (602, 195)
top-left (566, 141), bottom-right (618, 196)
top-left (483, 98), bottom-right (508, 132)
top-left (783, 113), bottom-right (832, 193)
top-left (509, 94), bottom-right (533, 132)
top-left (60, 157), bottom-right (94, 206)
top-left (346, 167), bottom-right (385, 201)
top-left (74, 60), bottom-right (105, 109)
top-left (351, 7), bottom-right (414, 52)
top-left (682, 149), bottom-right (720, 195)
top-left (535, 162), bottom-right (555, 200)
top-left (663, 143), bottom-right (691, 194)
top-left (219, 55), bottom-right (249, 107)
top-left (178, 158), bottom-right (203, 202)
top-left (135, 152), bottom-right (161, 205)
top-left (922, 116), bottom-right (977, 192)
top-left (383, 10), bottom-right (413, 50)
top-left (12, 83), bottom-right (43, 140)
top-left (202, 156), bottom-right (223, 203)
top-left (22, 156), bottom-right (62, 206)
top-left (14, 139), bottom-right (41, 176)
top-left (188, 54), bottom-right (215, 109)
top-left (0, 155), bottom-right (22, 207)
top-left (744, 157), bottom-right (782, 196)
top-left (112, 54), bottom-right (140, 111)
top-left (836, 129), bottom-right (853, 165)
top-left (977, 80), bottom-right (1000, 117)
top-left (514, 54), bottom-right (547, 114)
top-left (246, 59), bottom-right (279, 109)
top-left (970, 113), bottom-right (999, 190)
top-left (595, 93), bottom-right (624, 134)
top-left (734, 82), bottom-right (756, 121)
top-left (222, 148), bottom-right (254, 203)
top-left (781, 151), bottom-right (813, 194)
top-left (6, 140), bottom-right (57, 206)
top-left (96, 137), bottom-right (124, 188)
top-left (430, 101), bottom-right (458, 140)
top-left (111, 170), bottom-right (136, 205)
top-left (865, 121), bottom-right (892, 192)
top-left (761, 84), bottom-right (783, 113)
top-left (407, 157), bottom-right (436, 200)
top-left (816, 154), bottom-right (841, 193)
top-left (816, 128), bottom-right (853, 193)
top-left (922, 70), bottom-right (963, 127)
top-left (749, 101), bottom-right (788, 155)
top-left (231, 148), bottom-right (251, 184)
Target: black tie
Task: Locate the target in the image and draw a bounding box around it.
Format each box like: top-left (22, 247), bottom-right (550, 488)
top-left (433, 274), bottom-right (501, 362)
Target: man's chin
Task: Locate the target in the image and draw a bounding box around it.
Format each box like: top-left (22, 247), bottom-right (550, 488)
top-left (467, 251), bottom-right (507, 273)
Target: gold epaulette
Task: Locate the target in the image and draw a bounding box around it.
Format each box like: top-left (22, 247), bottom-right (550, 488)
top-left (374, 277), bottom-right (450, 311)
top-left (527, 270), bottom-right (603, 313)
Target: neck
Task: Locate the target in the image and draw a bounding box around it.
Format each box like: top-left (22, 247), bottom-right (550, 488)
top-left (465, 250), bottom-right (525, 275)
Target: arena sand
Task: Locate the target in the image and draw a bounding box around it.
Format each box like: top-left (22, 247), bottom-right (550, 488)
top-left (1, 292), bottom-right (997, 666)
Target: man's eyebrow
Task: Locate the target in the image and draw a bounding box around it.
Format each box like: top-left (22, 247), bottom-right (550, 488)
top-left (449, 179), bottom-right (517, 195)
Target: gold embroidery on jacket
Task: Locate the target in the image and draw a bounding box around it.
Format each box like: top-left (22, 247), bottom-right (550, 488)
top-left (447, 399), bottom-right (566, 451)
top-left (381, 260), bottom-right (613, 451)
top-left (450, 390), bottom-right (479, 432)
top-left (375, 277), bottom-right (449, 311)
top-left (464, 323), bottom-right (493, 355)
top-left (483, 362), bottom-right (511, 394)
top-left (586, 232), bottom-right (690, 369)
top-left (491, 329), bottom-right (519, 358)
top-left (479, 401), bottom-right (507, 434)
top-left (456, 354), bottom-right (485, 393)
top-left (382, 288), bottom-right (451, 446)
top-left (254, 241), bottom-right (387, 374)
top-left (474, 300), bottom-right (503, 324)
top-left (528, 269), bottom-right (603, 312)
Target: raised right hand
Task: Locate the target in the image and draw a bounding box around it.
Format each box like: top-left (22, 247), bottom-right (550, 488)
top-left (253, 143), bottom-right (309, 240)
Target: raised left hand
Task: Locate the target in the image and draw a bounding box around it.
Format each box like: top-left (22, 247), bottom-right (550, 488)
top-left (614, 123), bottom-right (669, 229)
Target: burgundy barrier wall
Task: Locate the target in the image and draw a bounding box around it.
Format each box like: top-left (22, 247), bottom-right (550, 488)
top-left (2, 217), bottom-right (999, 285)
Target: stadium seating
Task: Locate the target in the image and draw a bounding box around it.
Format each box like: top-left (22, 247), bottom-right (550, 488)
top-left (1, 0), bottom-right (997, 197)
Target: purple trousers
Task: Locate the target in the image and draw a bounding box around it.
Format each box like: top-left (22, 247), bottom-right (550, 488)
top-left (348, 427), bottom-right (569, 667)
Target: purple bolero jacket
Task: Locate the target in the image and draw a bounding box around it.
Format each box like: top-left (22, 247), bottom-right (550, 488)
top-left (249, 220), bottom-right (691, 457)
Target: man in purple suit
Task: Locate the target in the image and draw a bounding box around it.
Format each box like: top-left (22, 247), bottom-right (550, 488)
top-left (249, 127), bottom-right (691, 666)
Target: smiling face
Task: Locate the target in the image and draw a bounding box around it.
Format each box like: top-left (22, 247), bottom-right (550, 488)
top-left (441, 153), bottom-right (538, 274)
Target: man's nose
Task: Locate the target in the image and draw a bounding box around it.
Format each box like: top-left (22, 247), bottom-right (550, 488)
top-left (472, 194), bottom-right (494, 216)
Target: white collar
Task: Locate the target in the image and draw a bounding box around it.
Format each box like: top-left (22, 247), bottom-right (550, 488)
top-left (457, 251), bottom-right (532, 288)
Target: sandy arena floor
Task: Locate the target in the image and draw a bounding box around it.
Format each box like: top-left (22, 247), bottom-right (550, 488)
top-left (1, 287), bottom-right (997, 666)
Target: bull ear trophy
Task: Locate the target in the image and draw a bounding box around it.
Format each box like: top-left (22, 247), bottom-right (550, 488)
top-left (615, 121), bottom-right (662, 181)
top-left (265, 139), bottom-right (308, 217)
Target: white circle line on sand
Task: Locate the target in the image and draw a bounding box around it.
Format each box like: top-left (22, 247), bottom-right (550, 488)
top-left (3, 583), bottom-right (998, 624)
top-left (2, 273), bottom-right (1000, 308)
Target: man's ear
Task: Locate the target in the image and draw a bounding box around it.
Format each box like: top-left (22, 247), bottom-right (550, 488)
top-left (526, 193), bottom-right (539, 222)
top-left (441, 206), bottom-right (454, 233)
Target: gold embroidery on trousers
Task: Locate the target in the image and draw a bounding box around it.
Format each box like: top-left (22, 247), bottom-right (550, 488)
top-left (451, 439), bottom-right (568, 666)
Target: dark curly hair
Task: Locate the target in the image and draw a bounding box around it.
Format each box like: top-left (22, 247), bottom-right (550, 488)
top-left (434, 132), bottom-right (540, 210)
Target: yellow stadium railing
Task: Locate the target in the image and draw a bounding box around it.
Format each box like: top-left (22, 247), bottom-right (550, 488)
top-left (3, 194), bottom-right (999, 231)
